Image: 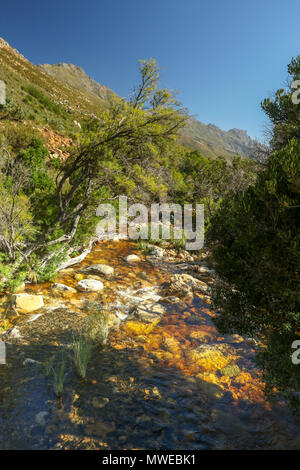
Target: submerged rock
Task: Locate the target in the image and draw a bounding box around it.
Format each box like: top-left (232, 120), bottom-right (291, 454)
top-left (35, 411), bottom-right (48, 426)
top-left (12, 293), bottom-right (44, 313)
top-left (185, 344), bottom-right (231, 372)
top-left (219, 364), bottom-right (240, 377)
top-left (84, 264), bottom-right (114, 277)
top-left (133, 300), bottom-right (166, 323)
top-left (189, 329), bottom-right (215, 343)
top-left (52, 283), bottom-right (76, 293)
top-left (76, 279), bottom-right (104, 292)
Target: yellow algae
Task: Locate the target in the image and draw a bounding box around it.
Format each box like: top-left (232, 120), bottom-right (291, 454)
top-left (123, 318), bottom-right (160, 335)
top-left (196, 372), bottom-right (219, 385)
top-left (162, 335), bottom-right (181, 354)
top-left (185, 347), bottom-right (231, 372)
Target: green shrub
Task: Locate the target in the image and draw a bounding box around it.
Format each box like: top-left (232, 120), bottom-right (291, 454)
top-left (52, 357), bottom-right (66, 398)
top-left (84, 302), bottom-right (109, 346)
top-left (71, 334), bottom-right (93, 379)
top-left (207, 139), bottom-right (300, 404)
top-left (23, 85), bottom-right (65, 116)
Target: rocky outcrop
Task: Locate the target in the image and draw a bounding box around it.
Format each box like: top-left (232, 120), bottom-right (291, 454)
top-left (162, 273), bottom-right (210, 298)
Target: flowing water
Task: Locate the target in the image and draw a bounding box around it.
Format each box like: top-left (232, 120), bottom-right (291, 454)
top-left (1, 240), bottom-right (300, 450)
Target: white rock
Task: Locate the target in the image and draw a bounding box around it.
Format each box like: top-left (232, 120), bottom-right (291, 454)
top-left (149, 246), bottom-right (164, 258)
top-left (124, 254), bottom-right (140, 263)
top-left (199, 265), bottom-right (215, 275)
top-left (115, 312), bottom-right (128, 321)
top-left (76, 279), bottom-right (104, 292)
top-left (73, 120), bottom-right (81, 129)
top-left (9, 327), bottom-right (22, 340)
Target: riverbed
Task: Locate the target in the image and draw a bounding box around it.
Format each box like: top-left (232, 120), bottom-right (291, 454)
top-left (1, 240), bottom-right (300, 450)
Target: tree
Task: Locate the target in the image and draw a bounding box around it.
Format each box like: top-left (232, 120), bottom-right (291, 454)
top-left (261, 55), bottom-right (300, 151)
top-left (174, 150), bottom-right (257, 218)
top-left (207, 58), bottom-right (300, 407)
top-left (0, 59), bottom-right (188, 287)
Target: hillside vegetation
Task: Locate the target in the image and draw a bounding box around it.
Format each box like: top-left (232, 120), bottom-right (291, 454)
top-left (207, 55), bottom-right (300, 407)
top-left (0, 39), bottom-right (258, 291)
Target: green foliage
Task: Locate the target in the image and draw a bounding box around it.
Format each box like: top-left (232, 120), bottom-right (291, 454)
top-left (52, 356), bottom-right (66, 398)
top-left (0, 253), bottom-right (28, 291)
top-left (174, 150), bottom-right (257, 218)
top-left (0, 97), bottom-right (24, 121)
top-left (172, 238), bottom-right (186, 253)
top-left (137, 240), bottom-right (151, 253)
top-left (23, 84), bottom-right (66, 116)
top-left (207, 138), bottom-right (300, 403)
top-left (261, 55), bottom-right (300, 151)
top-left (84, 302), bottom-right (109, 346)
top-left (71, 333), bottom-right (93, 379)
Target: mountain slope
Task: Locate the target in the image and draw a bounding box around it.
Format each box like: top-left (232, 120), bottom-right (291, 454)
top-left (0, 38), bottom-right (108, 134)
top-left (0, 37), bottom-right (256, 158)
top-left (39, 61), bottom-right (256, 158)
top-left (38, 62), bottom-right (114, 103)
top-left (181, 119), bottom-right (256, 158)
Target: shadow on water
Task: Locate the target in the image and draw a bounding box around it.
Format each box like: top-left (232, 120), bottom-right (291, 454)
top-left (1, 314), bottom-right (300, 450)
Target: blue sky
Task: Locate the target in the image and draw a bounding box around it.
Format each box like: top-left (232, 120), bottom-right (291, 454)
top-left (1, 0), bottom-right (299, 140)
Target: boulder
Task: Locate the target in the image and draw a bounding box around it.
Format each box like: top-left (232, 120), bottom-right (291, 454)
top-left (124, 254), bottom-right (140, 263)
top-left (163, 273), bottom-right (210, 297)
top-left (124, 300), bottom-right (165, 335)
top-left (12, 293), bottom-right (44, 313)
top-left (76, 279), bottom-right (104, 292)
top-left (84, 264), bottom-right (114, 277)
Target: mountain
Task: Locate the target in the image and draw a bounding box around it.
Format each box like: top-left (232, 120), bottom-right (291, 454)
top-left (38, 63), bottom-right (114, 103)
top-left (39, 62), bottom-right (256, 159)
top-left (0, 37), bottom-right (256, 159)
top-left (181, 120), bottom-right (256, 159)
top-left (0, 38), bottom-right (107, 131)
